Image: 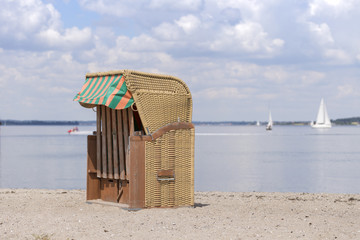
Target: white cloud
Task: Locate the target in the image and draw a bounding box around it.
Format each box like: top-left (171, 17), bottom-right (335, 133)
top-left (300, 71), bottom-right (325, 85)
top-left (226, 62), bottom-right (260, 79)
top-left (324, 49), bottom-right (352, 64)
top-left (308, 22), bottom-right (334, 45)
top-left (309, 0), bottom-right (355, 16)
top-left (21, 97), bottom-right (36, 107)
top-left (0, 47), bottom-right (90, 119)
top-left (115, 34), bottom-right (168, 52)
top-left (0, 0), bottom-right (92, 50)
top-left (196, 87), bottom-right (254, 100)
top-left (0, 0), bottom-right (60, 39)
top-left (256, 93), bottom-right (277, 101)
top-left (79, 0), bottom-right (203, 20)
top-left (0, 63), bottom-right (24, 87)
top-left (152, 23), bottom-right (181, 41)
top-left (305, 21), bottom-right (356, 64)
top-left (37, 27), bottom-right (92, 49)
top-left (49, 87), bottom-right (74, 94)
top-left (210, 21), bottom-right (284, 54)
top-left (175, 15), bottom-right (201, 34)
top-left (79, 34), bottom-right (178, 73)
top-left (215, 0), bottom-right (262, 20)
top-left (336, 84), bottom-right (358, 98)
top-left (78, 0), bottom-right (283, 57)
top-left (80, 0), bottom-right (202, 15)
top-left (78, 0), bottom-right (138, 17)
top-left (263, 67), bottom-right (288, 84)
top-left (150, 0), bottom-right (202, 11)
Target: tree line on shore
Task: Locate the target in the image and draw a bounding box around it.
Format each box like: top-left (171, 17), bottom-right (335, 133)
top-left (0, 120), bottom-right (94, 125)
top-left (193, 117), bottom-right (360, 126)
top-left (0, 117), bottom-right (359, 126)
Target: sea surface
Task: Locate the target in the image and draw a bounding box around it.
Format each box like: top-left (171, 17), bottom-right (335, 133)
top-left (1, 125), bottom-right (359, 193)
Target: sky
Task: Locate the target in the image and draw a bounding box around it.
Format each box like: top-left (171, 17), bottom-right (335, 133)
top-left (0, 0), bottom-right (360, 122)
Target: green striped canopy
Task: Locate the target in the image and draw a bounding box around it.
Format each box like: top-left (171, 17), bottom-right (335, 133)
top-left (73, 74), bottom-right (134, 109)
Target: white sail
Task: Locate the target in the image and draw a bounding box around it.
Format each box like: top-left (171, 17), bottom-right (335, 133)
top-left (266, 111), bottom-right (273, 130)
top-left (312, 98), bottom-right (331, 128)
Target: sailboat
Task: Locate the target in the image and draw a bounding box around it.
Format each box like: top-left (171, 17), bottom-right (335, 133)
top-left (311, 98), bottom-right (331, 128)
top-left (266, 111), bottom-right (273, 131)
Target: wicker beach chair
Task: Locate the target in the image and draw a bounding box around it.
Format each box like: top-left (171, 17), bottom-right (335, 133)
top-left (74, 70), bottom-right (194, 208)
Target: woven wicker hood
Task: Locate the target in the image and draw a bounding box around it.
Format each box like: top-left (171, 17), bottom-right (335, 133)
top-left (74, 70), bottom-right (193, 134)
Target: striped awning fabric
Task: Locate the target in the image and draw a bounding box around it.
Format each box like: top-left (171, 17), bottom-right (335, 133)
top-left (73, 74), bottom-right (134, 109)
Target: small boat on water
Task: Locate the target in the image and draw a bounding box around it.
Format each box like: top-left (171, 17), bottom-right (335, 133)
top-left (266, 111), bottom-right (273, 131)
top-left (68, 126), bottom-right (79, 134)
top-left (256, 121), bottom-right (260, 126)
top-left (311, 98), bottom-right (331, 128)
top-left (68, 127), bottom-right (94, 135)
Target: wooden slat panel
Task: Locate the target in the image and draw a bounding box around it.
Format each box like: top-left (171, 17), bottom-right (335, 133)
top-left (126, 108), bottom-right (134, 179)
top-left (127, 108), bottom-right (134, 180)
top-left (101, 106), bottom-right (107, 178)
top-left (122, 109), bottom-right (129, 180)
top-left (96, 106), bottom-right (102, 178)
top-left (111, 109), bottom-right (119, 179)
top-left (106, 107), bottom-right (113, 179)
top-left (117, 110), bottom-right (126, 180)
top-left (128, 108), bottom-right (134, 136)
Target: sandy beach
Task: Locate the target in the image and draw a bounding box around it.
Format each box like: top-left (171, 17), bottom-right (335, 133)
top-left (1, 189), bottom-right (360, 239)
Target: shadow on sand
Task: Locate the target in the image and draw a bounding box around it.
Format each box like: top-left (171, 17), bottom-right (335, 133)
top-left (194, 202), bottom-right (210, 208)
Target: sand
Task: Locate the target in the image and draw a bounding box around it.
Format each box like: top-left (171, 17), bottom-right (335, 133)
top-left (1, 189), bottom-right (360, 240)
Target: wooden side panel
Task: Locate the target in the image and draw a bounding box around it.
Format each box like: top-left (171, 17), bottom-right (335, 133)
top-left (117, 110), bottom-right (126, 180)
top-left (106, 107), bottom-right (113, 179)
top-left (111, 109), bottom-right (119, 179)
top-left (100, 179), bottom-right (119, 203)
top-left (129, 138), bottom-right (145, 208)
top-left (87, 135), bottom-right (97, 173)
top-left (96, 106), bottom-right (102, 178)
top-left (87, 135), bottom-right (100, 200)
top-left (101, 106), bottom-right (107, 178)
top-left (118, 180), bottom-right (130, 204)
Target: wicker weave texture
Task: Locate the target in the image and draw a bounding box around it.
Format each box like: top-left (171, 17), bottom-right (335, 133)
top-left (123, 70), bottom-right (192, 134)
top-left (145, 128), bottom-right (194, 207)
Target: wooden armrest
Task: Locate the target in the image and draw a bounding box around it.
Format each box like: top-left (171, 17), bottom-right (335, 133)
top-left (130, 122), bottom-right (194, 141)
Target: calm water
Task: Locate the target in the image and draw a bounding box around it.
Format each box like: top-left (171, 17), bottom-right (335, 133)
top-left (1, 125), bottom-right (359, 193)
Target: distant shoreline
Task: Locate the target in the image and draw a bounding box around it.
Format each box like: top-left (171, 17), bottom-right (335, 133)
top-left (0, 120), bottom-right (95, 126)
top-left (0, 117), bottom-right (359, 126)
